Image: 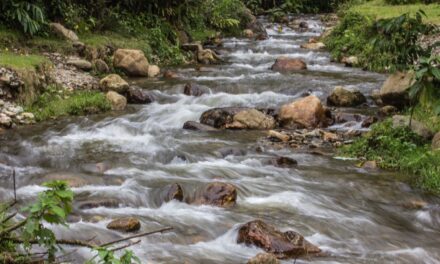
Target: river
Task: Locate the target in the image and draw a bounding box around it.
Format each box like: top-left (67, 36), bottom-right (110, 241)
top-left (1, 16), bottom-right (440, 264)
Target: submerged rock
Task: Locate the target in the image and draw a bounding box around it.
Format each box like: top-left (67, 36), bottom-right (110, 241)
top-left (270, 156), bottom-right (298, 167)
top-left (271, 57), bottom-right (307, 72)
top-left (237, 220), bottom-right (321, 259)
top-left (327, 86), bottom-right (366, 107)
top-left (216, 147), bottom-right (247, 158)
top-left (183, 121), bottom-right (218, 131)
top-left (193, 182), bottom-right (237, 208)
top-left (160, 183), bottom-right (184, 203)
top-left (247, 253), bottom-right (280, 264)
top-left (107, 217), bottom-right (141, 232)
top-left (78, 198), bottom-right (120, 210)
top-left (184, 83), bottom-right (208, 97)
top-left (380, 72), bottom-right (415, 108)
top-left (113, 49), bottom-right (150, 76)
top-left (126, 86), bottom-right (154, 104)
top-left (279, 95), bottom-right (327, 129)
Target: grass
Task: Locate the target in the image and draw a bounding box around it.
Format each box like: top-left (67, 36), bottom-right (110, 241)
top-left (341, 119), bottom-right (440, 193)
top-left (0, 51), bottom-right (49, 69)
top-left (348, 0), bottom-right (440, 24)
top-left (27, 88), bottom-right (111, 121)
top-left (188, 28), bottom-right (217, 42)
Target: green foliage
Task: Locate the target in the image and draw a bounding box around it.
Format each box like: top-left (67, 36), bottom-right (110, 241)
top-left (342, 120), bottom-right (440, 193)
top-left (325, 11), bottom-right (435, 72)
top-left (87, 247), bottom-right (141, 264)
top-left (408, 56), bottom-right (440, 114)
top-left (0, 0), bottom-right (45, 35)
top-left (0, 52), bottom-right (49, 69)
top-left (27, 86), bottom-right (111, 121)
top-left (371, 10), bottom-right (434, 71)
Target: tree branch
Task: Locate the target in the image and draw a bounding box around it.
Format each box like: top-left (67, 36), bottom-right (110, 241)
top-left (110, 240), bottom-right (141, 252)
top-left (100, 226), bottom-right (173, 247)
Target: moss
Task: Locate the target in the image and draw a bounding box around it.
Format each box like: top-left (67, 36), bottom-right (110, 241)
top-left (0, 52), bottom-right (49, 70)
top-left (341, 119), bottom-right (440, 193)
top-left (188, 28), bottom-right (217, 42)
top-left (27, 88), bottom-right (111, 121)
top-left (348, 0), bottom-right (440, 24)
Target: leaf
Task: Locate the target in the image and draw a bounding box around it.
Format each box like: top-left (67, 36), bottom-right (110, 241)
top-left (50, 205), bottom-right (66, 219)
top-left (431, 67), bottom-right (440, 80)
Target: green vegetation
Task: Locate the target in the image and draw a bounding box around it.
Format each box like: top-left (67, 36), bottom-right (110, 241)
top-left (342, 120), bottom-right (440, 193)
top-left (348, 0), bottom-right (440, 24)
top-left (0, 52), bottom-right (48, 69)
top-left (0, 181), bottom-right (139, 263)
top-left (27, 86), bottom-right (111, 121)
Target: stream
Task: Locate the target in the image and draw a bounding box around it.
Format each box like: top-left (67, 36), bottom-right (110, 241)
top-left (1, 16), bottom-right (440, 264)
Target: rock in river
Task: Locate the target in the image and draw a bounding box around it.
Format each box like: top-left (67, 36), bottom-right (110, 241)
top-left (237, 220), bottom-right (321, 259)
top-left (106, 91), bottom-right (127, 111)
top-left (327, 86), bottom-right (366, 107)
top-left (279, 95), bottom-right (327, 129)
top-left (107, 217), bottom-right (141, 232)
top-left (100, 74), bottom-right (129, 94)
top-left (271, 57), bottom-right (307, 72)
top-left (183, 121), bottom-right (218, 131)
top-left (192, 182), bottom-right (237, 208)
top-left (126, 86), bottom-right (154, 104)
top-left (113, 49), bottom-right (150, 77)
top-left (200, 107), bottom-right (275, 130)
top-left (247, 253), bottom-right (280, 264)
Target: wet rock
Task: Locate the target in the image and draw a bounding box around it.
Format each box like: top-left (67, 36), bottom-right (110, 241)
top-left (334, 112), bottom-right (362, 124)
top-left (402, 200), bottom-right (428, 210)
top-left (148, 65), bottom-right (161, 78)
top-left (279, 95), bottom-right (327, 129)
top-left (322, 131), bottom-right (339, 142)
top-left (198, 49), bottom-right (221, 64)
top-left (226, 109), bottom-right (276, 130)
top-left (432, 132), bottom-right (440, 150)
top-left (183, 121), bottom-right (218, 131)
top-left (49, 23), bottom-right (79, 42)
top-left (106, 91), bottom-right (127, 111)
top-left (341, 56), bottom-right (359, 67)
top-left (271, 57), bottom-right (307, 72)
top-left (113, 49), bottom-right (150, 76)
top-left (270, 156), bottom-right (298, 167)
top-left (380, 72), bottom-right (415, 108)
top-left (267, 130), bottom-right (290, 142)
top-left (0, 114), bottom-right (12, 128)
top-left (193, 182), bottom-right (237, 208)
top-left (379, 105), bottom-right (398, 117)
top-left (392, 115), bottom-right (433, 140)
top-left (217, 147), bottom-right (247, 158)
top-left (78, 199), bottom-right (120, 210)
top-left (243, 29), bottom-right (254, 38)
top-left (327, 86), bottom-right (366, 107)
top-left (126, 86), bottom-right (154, 104)
top-left (237, 220), bottom-right (321, 259)
top-left (94, 59), bottom-right (109, 73)
top-left (161, 183), bottom-right (184, 203)
top-left (107, 217), bottom-right (141, 232)
top-left (67, 58), bottom-right (92, 71)
top-left (184, 83), bottom-right (208, 97)
top-left (163, 70), bottom-right (178, 79)
top-left (41, 172), bottom-right (92, 188)
top-left (361, 116), bottom-right (378, 128)
top-left (245, 9), bottom-right (268, 40)
top-left (100, 74), bottom-right (129, 94)
top-left (200, 107), bottom-right (275, 130)
top-left (247, 253), bottom-right (280, 264)
top-left (299, 21), bottom-right (309, 29)
top-left (300, 42), bottom-right (325, 50)
top-left (362, 160), bottom-right (378, 170)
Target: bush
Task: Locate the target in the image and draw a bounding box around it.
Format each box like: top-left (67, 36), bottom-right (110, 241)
top-left (342, 120), bottom-right (440, 193)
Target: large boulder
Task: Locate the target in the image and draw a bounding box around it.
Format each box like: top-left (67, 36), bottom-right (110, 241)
top-left (100, 74), bottom-right (129, 94)
top-left (271, 57), bottom-right (307, 72)
top-left (433, 132), bottom-right (440, 150)
top-left (49, 23), bottom-right (79, 42)
top-left (113, 49), bottom-right (150, 76)
top-left (279, 95), bottom-right (327, 129)
top-left (192, 182), bottom-right (237, 208)
top-left (126, 86), bottom-right (154, 104)
top-left (200, 108), bottom-right (275, 130)
top-left (380, 72), bottom-right (415, 108)
top-left (247, 253), bottom-right (280, 264)
top-left (392, 115), bottom-right (433, 140)
top-left (107, 217), bottom-right (140, 232)
top-left (237, 220), bottom-right (321, 259)
top-left (106, 91), bottom-right (127, 111)
top-left (327, 86), bottom-right (366, 107)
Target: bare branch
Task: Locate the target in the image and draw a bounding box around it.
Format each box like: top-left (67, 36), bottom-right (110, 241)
top-left (100, 226), bottom-right (173, 247)
top-left (110, 240), bottom-right (141, 252)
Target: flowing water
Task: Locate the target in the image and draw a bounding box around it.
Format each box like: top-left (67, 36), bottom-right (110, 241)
top-left (1, 17), bottom-right (440, 264)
